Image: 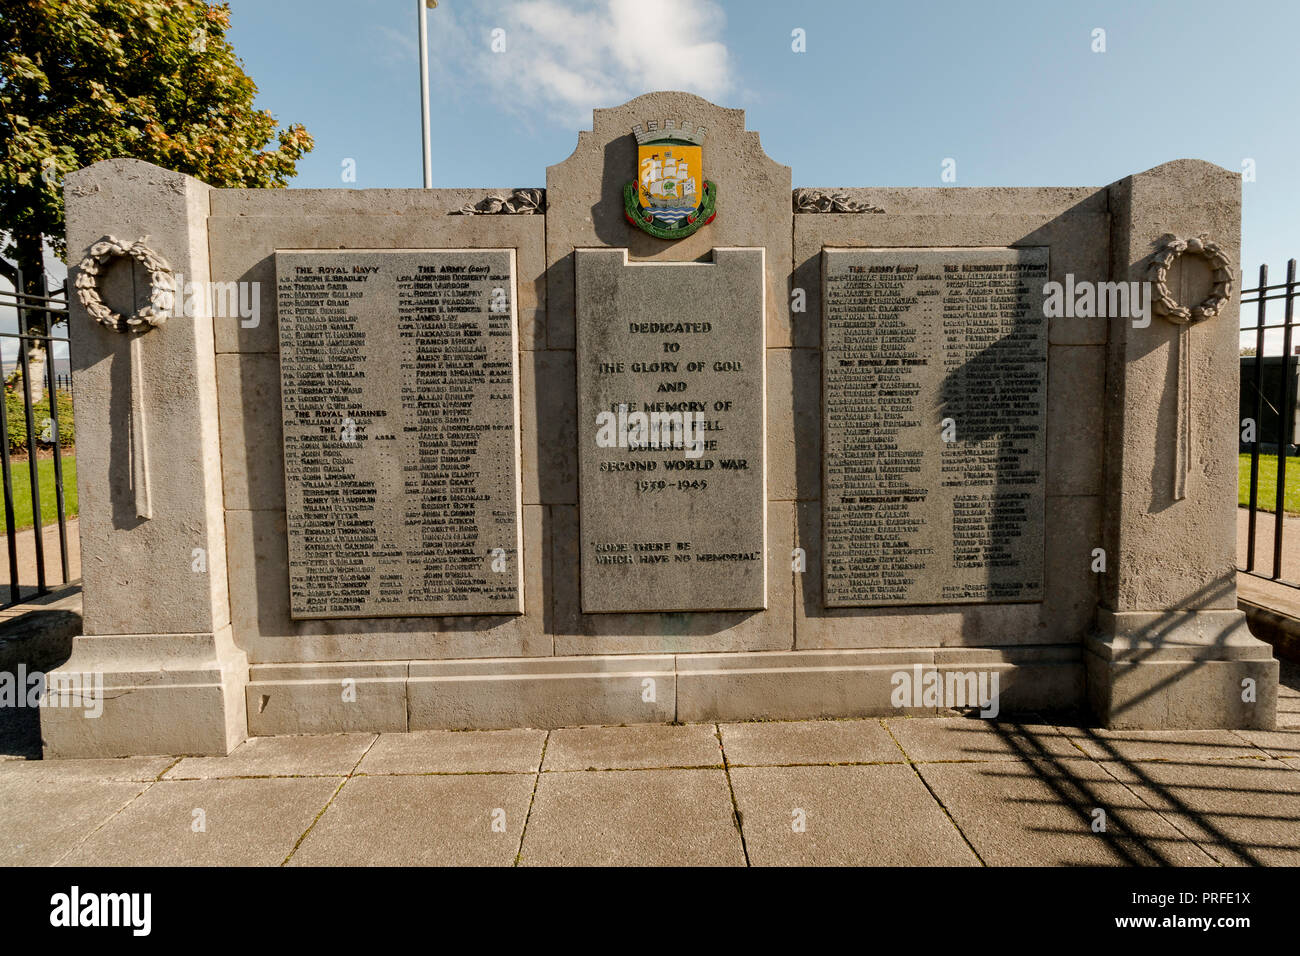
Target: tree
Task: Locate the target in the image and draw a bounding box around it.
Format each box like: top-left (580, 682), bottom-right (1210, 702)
top-left (0, 0), bottom-right (313, 326)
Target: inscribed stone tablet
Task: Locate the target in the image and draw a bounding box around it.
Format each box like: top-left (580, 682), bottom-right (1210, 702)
top-left (822, 247), bottom-right (1048, 607)
top-left (575, 248), bottom-right (767, 613)
top-left (276, 249), bottom-right (523, 618)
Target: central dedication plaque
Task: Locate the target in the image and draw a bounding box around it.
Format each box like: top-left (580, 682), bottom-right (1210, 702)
top-left (276, 249), bottom-right (523, 619)
top-left (822, 246), bottom-right (1049, 607)
top-left (575, 248), bottom-right (767, 613)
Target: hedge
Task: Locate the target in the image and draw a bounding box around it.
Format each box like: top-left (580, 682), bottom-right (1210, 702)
top-left (5, 387), bottom-right (75, 453)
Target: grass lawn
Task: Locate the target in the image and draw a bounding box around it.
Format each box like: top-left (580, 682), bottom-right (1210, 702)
top-left (1238, 452), bottom-right (1300, 514)
top-left (4, 455), bottom-right (77, 532)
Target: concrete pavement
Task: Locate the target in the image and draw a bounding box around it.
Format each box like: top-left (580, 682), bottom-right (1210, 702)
top-left (0, 517), bottom-right (79, 606)
top-left (3, 715), bottom-right (1299, 866)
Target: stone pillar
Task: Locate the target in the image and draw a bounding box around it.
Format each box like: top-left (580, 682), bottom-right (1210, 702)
top-left (1088, 159), bottom-right (1277, 729)
top-left (42, 159), bottom-right (247, 756)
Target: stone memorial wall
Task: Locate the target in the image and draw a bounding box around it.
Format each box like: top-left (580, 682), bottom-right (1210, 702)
top-left (47, 91), bottom-right (1277, 757)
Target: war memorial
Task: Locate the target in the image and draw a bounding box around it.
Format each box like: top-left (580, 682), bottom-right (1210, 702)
top-left (41, 91), bottom-right (1278, 757)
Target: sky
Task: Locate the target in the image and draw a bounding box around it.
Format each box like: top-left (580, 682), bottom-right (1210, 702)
top-left (232, 0), bottom-right (1300, 351)
top-left (7, 0), bottom-right (1300, 358)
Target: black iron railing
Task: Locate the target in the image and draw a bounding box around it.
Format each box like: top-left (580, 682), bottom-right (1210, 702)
top-left (1240, 259), bottom-right (1300, 585)
top-left (0, 259), bottom-right (74, 608)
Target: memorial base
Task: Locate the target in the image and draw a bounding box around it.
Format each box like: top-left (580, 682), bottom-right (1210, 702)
top-left (1086, 610), bottom-right (1279, 730)
top-left (244, 645), bottom-right (1084, 735)
top-left (40, 629), bottom-right (248, 758)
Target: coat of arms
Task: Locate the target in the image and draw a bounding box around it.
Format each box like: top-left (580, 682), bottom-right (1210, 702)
top-left (624, 119), bottom-right (716, 239)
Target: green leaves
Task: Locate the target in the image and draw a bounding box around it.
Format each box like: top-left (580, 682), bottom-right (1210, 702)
top-left (0, 0), bottom-right (315, 264)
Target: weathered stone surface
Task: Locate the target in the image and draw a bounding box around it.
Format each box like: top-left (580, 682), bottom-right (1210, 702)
top-left (720, 718), bottom-right (904, 766)
top-left (165, 732), bottom-right (376, 779)
top-left (885, 716), bottom-right (1081, 763)
top-left (356, 728), bottom-right (546, 774)
top-left (407, 654), bottom-right (676, 730)
top-left (575, 247), bottom-right (767, 613)
top-left (1101, 160), bottom-right (1246, 613)
top-left (287, 774), bottom-right (534, 866)
top-left (551, 500), bottom-right (794, 655)
top-left (0, 775), bottom-right (148, 865)
top-left (1088, 159), bottom-right (1277, 729)
top-left (822, 246), bottom-right (1049, 607)
top-left (63, 159), bottom-right (231, 637)
top-left (62, 777), bottom-right (340, 866)
top-left (520, 768), bottom-right (745, 866)
top-left (676, 648), bottom-right (938, 722)
top-left (41, 626), bottom-right (247, 757)
top-left (1086, 622), bottom-right (1278, 730)
top-left (521, 349), bottom-right (577, 505)
top-left (246, 664), bottom-right (408, 737)
top-left (1095, 757), bottom-right (1300, 866)
top-left (543, 723), bottom-right (722, 771)
top-left (276, 249), bottom-right (523, 618)
top-left (1046, 346), bottom-right (1105, 496)
top-left (1058, 726), bottom-right (1260, 762)
top-left (916, 758), bottom-right (1216, 866)
top-left (730, 764), bottom-right (980, 866)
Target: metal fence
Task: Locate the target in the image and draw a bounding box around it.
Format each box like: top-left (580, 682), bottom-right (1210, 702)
top-left (1240, 259), bottom-right (1300, 585)
top-left (0, 259), bottom-right (74, 609)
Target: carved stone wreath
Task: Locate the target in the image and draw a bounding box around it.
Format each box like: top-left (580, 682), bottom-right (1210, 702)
top-left (1147, 234), bottom-right (1233, 324)
top-left (1146, 233), bottom-right (1234, 503)
top-left (453, 188), bottom-right (545, 216)
top-left (793, 189), bottom-right (884, 214)
top-left (74, 236), bottom-right (175, 333)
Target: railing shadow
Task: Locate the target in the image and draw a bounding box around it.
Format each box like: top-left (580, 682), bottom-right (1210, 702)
top-left (942, 715), bottom-right (1299, 866)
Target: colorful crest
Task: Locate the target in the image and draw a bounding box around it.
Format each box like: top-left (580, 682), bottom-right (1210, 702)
top-left (624, 119), bottom-right (717, 239)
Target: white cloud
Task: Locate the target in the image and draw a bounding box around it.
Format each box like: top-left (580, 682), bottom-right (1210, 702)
top-left (435, 0), bottom-right (734, 125)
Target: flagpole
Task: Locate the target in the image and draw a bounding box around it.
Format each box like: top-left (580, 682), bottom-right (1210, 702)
top-left (418, 1), bottom-right (436, 188)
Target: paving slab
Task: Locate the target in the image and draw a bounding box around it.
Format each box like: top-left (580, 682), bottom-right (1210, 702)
top-left (0, 774), bottom-right (149, 866)
top-left (1232, 726), bottom-right (1300, 760)
top-left (520, 768), bottom-right (744, 866)
top-left (720, 719), bottom-right (903, 766)
top-left (917, 758), bottom-right (1215, 866)
top-left (542, 723), bottom-right (722, 771)
top-left (288, 773), bottom-right (535, 866)
top-left (886, 717), bottom-right (1082, 762)
top-left (1101, 757), bottom-right (1300, 866)
top-left (357, 729), bottom-right (546, 775)
top-left (165, 733), bottom-right (375, 779)
top-left (1058, 727), bottom-right (1261, 762)
top-left (0, 755), bottom-right (175, 781)
top-left (61, 777), bottom-right (340, 866)
top-left (730, 764), bottom-right (980, 866)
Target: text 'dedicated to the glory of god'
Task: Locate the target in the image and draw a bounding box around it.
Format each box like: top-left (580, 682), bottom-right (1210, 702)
top-left (276, 249), bottom-right (523, 619)
top-left (821, 246), bottom-right (1048, 607)
top-left (575, 248), bottom-right (767, 613)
